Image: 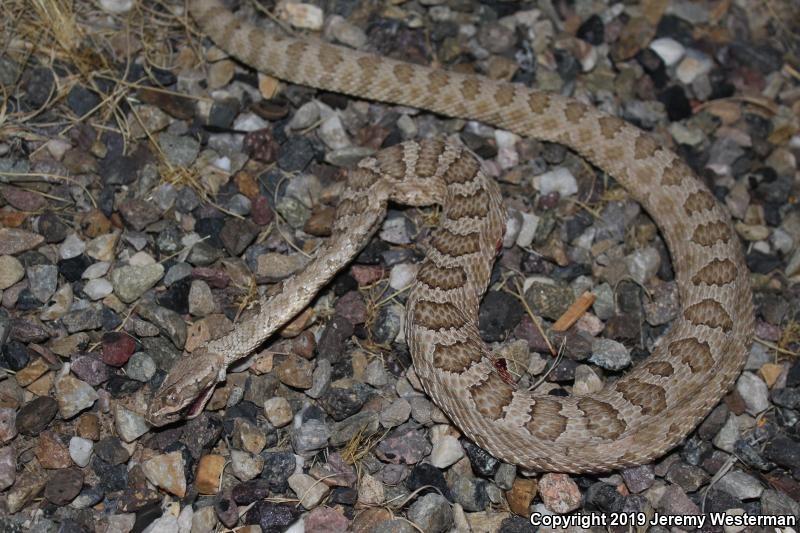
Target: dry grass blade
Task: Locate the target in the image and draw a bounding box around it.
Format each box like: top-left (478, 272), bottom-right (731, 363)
top-left (340, 424), bottom-right (388, 465)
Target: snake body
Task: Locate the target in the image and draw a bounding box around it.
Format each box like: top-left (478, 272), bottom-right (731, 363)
top-left (147, 0), bottom-right (754, 473)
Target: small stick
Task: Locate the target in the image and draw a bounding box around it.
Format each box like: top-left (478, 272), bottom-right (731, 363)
top-left (552, 291), bottom-right (595, 332)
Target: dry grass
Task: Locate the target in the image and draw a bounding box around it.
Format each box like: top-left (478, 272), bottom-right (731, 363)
top-left (0, 0), bottom-right (220, 201)
top-left (340, 423), bottom-right (388, 466)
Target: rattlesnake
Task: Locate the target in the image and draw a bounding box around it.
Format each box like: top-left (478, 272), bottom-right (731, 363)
top-left (147, 0), bottom-right (754, 473)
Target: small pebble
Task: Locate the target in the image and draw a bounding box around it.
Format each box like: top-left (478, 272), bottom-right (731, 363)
top-left (264, 396), bottom-right (293, 427)
top-left (114, 404), bottom-right (150, 442)
top-left (68, 436), bottom-right (93, 467)
top-left (143, 451), bottom-right (187, 498)
top-left (537, 167), bottom-right (578, 197)
top-left (56, 374), bottom-right (98, 419)
top-left (649, 37), bottom-right (685, 66)
top-left (288, 472), bottom-right (330, 508)
top-left (538, 473), bottom-right (581, 513)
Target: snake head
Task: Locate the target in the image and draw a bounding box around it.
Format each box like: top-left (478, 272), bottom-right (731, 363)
top-left (147, 349), bottom-right (226, 427)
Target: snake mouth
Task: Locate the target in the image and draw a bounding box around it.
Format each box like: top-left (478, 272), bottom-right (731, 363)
top-left (184, 384), bottom-right (216, 419)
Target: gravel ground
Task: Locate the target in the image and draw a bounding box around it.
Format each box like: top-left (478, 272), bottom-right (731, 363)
top-left (0, 0), bottom-right (799, 532)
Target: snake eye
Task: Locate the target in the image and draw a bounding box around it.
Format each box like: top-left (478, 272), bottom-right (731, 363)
top-left (164, 389), bottom-right (181, 407)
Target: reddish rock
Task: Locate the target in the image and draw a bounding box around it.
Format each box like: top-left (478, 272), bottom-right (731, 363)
top-left (35, 431), bottom-right (72, 469)
top-left (350, 265), bottom-right (384, 286)
top-left (44, 468), bottom-right (83, 505)
top-left (305, 506), bottom-right (349, 533)
top-left (335, 291), bottom-right (367, 324)
top-left (192, 267), bottom-right (229, 289)
top-left (538, 473), bottom-right (581, 514)
top-left (1, 185), bottom-right (47, 211)
top-left (252, 196), bottom-right (274, 226)
top-left (101, 332), bottom-right (136, 367)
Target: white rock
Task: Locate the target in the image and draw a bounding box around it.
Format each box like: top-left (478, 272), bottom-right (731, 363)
top-left (288, 472), bottom-right (330, 508)
top-left (319, 114), bottom-right (351, 150)
top-left (59, 233), bottom-right (86, 260)
top-left (177, 504), bottom-right (194, 533)
top-left (69, 436), bottom-right (93, 467)
top-left (142, 514), bottom-right (178, 533)
top-left (735, 372), bottom-right (770, 415)
top-left (397, 114), bottom-right (417, 138)
top-left (649, 37), bottom-right (685, 67)
top-left (99, 0), bottom-right (133, 14)
top-left (105, 514), bottom-right (136, 533)
top-left (625, 247), bottom-right (661, 284)
top-left (495, 130), bottom-right (520, 169)
top-left (279, 2), bottom-right (324, 30)
top-left (389, 263), bottom-right (418, 291)
top-left (494, 129), bottom-right (520, 149)
top-left (128, 251), bottom-right (156, 267)
top-left (232, 112), bottom-right (269, 132)
top-left (429, 435), bottom-right (464, 468)
top-left (713, 414), bottom-right (739, 453)
top-left (537, 167), bottom-right (578, 197)
top-left (84, 278), bottom-right (113, 300)
top-left (676, 51), bottom-right (713, 84)
top-left (45, 139), bottom-right (72, 160)
top-left (327, 15), bottom-right (367, 48)
top-left (573, 365), bottom-right (603, 395)
top-left (264, 397), bottom-right (293, 427)
top-left (143, 451), bottom-right (187, 498)
top-left (289, 101), bottom-right (321, 130)
top-left (504, 209), bottom-right (523, 248)
top-left (516, 212), bottom-right (540, 248)
top-left (231, 449), bottom-right (265, 481)
top-left (56, 374), bottom-right (98, 419)
top-left (114, 404), bottom-right (150, 442)
top-left (82, 261), bottom-right (110, 279)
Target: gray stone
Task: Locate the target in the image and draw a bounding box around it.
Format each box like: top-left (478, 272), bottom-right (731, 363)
top-left (27, 264), bottom-right (58, 303)
top-left (380, 398), bottom-right (411, 429)
top-left (0, 445), bottom-right (15, 490)
top-left (158, 132), bottom-right (200, 167)
top-left (163, 262), bottom-right (193, 286)
top-left (110, 263), bottom-right (164, 303)
top-left (735, 372), bottom-right (770, 415)
top-left (450, 475), bottom-right (488, 512)
top-left (408, 493), bottom-right (453, 533)
top-left (589, 338), bottom-right (631, 370)
top-left (713, 414), bottom-right (739, 453)
top-left (136, 302), bottom-right (187, 349)
top-left (715, 471), bottom-right (763, 500)
top-left (625, 247), bottom-right (660, 285)
top-left (292, 418), bottom-right (330, 454)
top-left (494, 463), bottom-right (516, 490)
top-left (124, 352), bottom-right (157, 382)
top-left (189, 280), bottom-right (215, 317)
top-left (83, 278), bottom-right (113, 300)
top-left (379, 215), bottom-right (413, 245)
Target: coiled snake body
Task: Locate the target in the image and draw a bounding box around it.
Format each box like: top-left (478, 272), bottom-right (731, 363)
top-left (148, 0), bottom-right (754, 473)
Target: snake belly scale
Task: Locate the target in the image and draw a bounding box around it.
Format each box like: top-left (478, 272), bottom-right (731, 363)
top-left (147, 0), bottom-right (754, 473)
